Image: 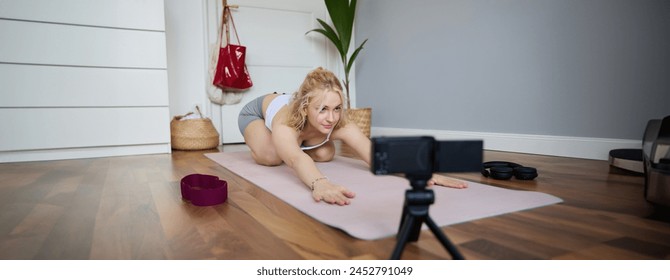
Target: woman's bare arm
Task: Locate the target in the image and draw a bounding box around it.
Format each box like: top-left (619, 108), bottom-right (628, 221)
top-left (333, 123), bottom-right (372, 166)
top-left (271, 124), bottom-right (355, 205)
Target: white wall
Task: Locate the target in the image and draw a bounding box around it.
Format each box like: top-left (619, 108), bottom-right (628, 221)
top-left (164, 0), bottom-right (211, 119)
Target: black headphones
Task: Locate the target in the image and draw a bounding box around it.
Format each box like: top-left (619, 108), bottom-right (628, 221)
top-left (481, 161), bottom-right (538, 180)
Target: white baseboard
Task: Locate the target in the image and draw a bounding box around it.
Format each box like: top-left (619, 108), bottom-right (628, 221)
top-left (372, 127), bottom-right (641, 160)
top-left (0, 144), bottom-right (171, 163)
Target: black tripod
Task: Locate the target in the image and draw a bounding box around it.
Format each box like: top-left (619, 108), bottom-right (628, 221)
top-left (390, 175), bottom-right (465, 260)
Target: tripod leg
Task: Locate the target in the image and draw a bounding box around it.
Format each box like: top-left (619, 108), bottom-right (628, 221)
top-left (390, 215), bottom-right (418, 260)
top-left (425, 216), bottom-right (465, 260)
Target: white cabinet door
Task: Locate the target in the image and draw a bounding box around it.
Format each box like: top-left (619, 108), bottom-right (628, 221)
top-left (205, 0), bottom-right (335, 143)
top-left (0, 0), bottom-right (169, 163)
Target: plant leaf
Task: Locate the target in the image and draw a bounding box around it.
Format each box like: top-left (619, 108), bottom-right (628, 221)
top-left (315, 18), bottom-right (338, 37)
top-left (306, 19), bottom-right (345, 56)
top-left (325, 0), bottom-right (355, 55)
top-left (346, 39), bottom-right (367, 74)
top-left (306, 28), bottom-right (344, 54)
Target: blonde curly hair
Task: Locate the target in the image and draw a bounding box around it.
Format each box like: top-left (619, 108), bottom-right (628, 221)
top-left (285, 67), bottom-right (349, 131)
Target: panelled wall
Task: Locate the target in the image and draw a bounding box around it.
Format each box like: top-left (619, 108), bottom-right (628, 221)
top-left (0, 0), bottom-right (170, 162)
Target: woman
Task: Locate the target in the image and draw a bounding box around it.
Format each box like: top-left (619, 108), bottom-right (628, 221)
top-left (238, 67), bottom-right (466, 206)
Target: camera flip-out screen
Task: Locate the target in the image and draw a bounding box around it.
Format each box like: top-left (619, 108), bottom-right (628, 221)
top-left (371, 136), bottom-right (483, 175)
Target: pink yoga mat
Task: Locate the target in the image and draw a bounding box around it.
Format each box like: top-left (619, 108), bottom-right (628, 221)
top-left (206, 152), bottom-right (562, 240)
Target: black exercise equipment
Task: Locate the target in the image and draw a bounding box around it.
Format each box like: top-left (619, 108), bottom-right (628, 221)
top-left (481, 161), bottom-right (538, 180)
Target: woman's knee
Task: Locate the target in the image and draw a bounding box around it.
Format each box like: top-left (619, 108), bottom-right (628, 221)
top-left (251, 150), bottom-right (283, 166)
top-left (308, 144), bottom-right (335, 162)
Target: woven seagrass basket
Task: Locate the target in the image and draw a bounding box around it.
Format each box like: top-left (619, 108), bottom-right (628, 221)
top-left (340, 107), bottom-right (371, 158)
top-left (170, 107), bottom-right (220, 150)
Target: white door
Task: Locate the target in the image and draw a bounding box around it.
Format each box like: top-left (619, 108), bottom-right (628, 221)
top-left (204, 0), bottom-right (337, 143)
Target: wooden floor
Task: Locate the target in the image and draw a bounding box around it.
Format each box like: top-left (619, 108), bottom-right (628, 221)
top-left (1, 144), bottom-right (669, 260)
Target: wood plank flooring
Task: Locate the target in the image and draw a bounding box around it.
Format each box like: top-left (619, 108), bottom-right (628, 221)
top-left (1, 145), bottom-right (669, 260)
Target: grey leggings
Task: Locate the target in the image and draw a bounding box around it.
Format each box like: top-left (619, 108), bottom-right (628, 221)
top-left (238, 95), bottom-right (265, 135)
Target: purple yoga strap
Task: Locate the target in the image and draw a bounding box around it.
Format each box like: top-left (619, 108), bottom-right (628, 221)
top-left (180, 174), bottom-right (228, 206)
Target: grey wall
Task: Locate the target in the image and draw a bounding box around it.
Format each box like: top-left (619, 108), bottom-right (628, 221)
top-left (355, 0), bottom-right (669, 140)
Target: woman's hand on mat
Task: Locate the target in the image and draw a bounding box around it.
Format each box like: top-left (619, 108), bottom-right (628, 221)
top-left (428, 174), bottom-right (468, 189)
top-left (312, 182), bottom-right (356, 205)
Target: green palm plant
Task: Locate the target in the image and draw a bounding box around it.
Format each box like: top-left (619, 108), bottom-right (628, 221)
top-left (307, 0), bottom-right (368, 109)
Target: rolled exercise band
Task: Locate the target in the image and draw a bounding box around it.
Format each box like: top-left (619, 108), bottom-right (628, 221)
top-left (180, 174), bottom-right (228, 206)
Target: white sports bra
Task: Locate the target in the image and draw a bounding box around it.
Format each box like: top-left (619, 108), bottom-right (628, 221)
top-left (301, 129), bottom-right (333, 151)
top-left (264, 94), bottom-right (291, 130)
top-left (264, 94), bottom-right (332, 151)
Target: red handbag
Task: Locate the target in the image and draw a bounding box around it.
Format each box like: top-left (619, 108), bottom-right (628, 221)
top-left (213, 7), bottom-right (253, 91)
